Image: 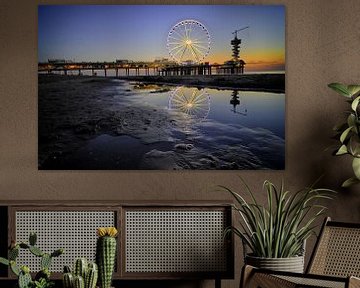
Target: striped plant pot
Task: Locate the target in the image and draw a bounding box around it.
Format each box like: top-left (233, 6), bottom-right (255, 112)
top-left (245, 254), bottom-right (305, 273)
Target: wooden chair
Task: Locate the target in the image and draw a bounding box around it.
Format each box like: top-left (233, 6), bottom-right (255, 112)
top-left (241, 217), bottom-right (360, 288)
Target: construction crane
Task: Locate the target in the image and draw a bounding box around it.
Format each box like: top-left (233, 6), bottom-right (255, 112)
top-left (232, 26), bottom-right (249, 38)
top-left (231, 26), bottom-right (249, 62)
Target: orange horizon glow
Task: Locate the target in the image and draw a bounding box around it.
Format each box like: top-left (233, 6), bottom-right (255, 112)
top-left (207, 47), bottom-right (284, 72)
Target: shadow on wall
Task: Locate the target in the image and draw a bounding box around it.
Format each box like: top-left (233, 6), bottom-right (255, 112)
top-left (295, 103), bottom-right (352, 191)
top-left (301, 109), bottom-right (360, 216)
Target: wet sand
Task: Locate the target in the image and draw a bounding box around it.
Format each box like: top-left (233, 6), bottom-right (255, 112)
top-left (38, 74), bottom-right (284, 170)
top-left (39, 75), bottom-right (180, 169)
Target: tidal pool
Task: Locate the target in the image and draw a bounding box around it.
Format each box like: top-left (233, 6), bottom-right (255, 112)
top-left (39, 76), bottom-right (284, 170)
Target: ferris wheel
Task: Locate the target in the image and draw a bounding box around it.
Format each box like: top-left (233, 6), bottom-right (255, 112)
top-left (168, 87), bottom-right (211, 121)
top-left (167, 19), bottom-right (211, 64)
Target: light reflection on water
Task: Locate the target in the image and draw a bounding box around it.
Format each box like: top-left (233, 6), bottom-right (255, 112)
top-left (168, 87), bottom-right (211, 121)
top-left (139, 86), bottom-right (285, 139)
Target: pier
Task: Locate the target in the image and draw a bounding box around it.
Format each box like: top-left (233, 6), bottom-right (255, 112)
top-left (159, 61), bottom-right (245, 76)
top-left (38, 61), bottom-right (245, 77)
top-left (38, 61), bottom-right (159, 77)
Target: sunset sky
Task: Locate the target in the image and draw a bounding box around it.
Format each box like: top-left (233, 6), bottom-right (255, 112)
top-left (38, 5), bottom-right (285, 72)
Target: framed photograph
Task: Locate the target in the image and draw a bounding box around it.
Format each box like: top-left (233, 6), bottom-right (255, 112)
top-left (38, 5), bottom-right (285, 170)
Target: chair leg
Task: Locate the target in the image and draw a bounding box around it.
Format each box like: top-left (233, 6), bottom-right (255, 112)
top-left (215, 278), bottom-right (221, 288)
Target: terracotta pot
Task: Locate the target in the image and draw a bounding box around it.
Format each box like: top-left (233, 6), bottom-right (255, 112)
top-left (245, 254), bottom-right (305, 273)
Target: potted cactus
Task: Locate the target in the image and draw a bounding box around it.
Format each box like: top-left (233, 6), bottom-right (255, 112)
top-left (62, 258), bottom-right (98, 288)
top-left (96, 227), bottom-right (118, 288)
top-left (0, 232), bottom-right (63, 288)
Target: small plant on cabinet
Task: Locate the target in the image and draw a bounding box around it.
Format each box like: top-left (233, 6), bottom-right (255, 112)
top-left (62, 258), bottom-right (98, 288)
top-left (0, 232), bottom-right (64, 288)
top-left (96, 227), bottom-right (118, 288)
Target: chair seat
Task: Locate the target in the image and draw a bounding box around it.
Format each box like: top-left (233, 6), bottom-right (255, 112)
top-left (244, 266), bottom-right (360, 288)
top-left (277, 274), bottom-right (346, 288)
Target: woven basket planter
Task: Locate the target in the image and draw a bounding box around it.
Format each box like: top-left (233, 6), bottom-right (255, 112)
top-left (245, 254), bottom-right (305, 273)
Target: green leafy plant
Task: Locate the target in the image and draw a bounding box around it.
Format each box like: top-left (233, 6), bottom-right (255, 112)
top-left (0, 232), bottom-right (63, 288)
top-left (33, 278), bottom-right (54, 288)
top-left (221, 179), bottom-right (335, 258)
top-left (328, 83), bottom-right (360, 187)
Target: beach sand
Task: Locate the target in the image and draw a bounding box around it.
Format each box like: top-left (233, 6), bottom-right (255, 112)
top-left (38, 74), bottom-right (284, 170)
top-left (39, 75), bottom-right (180, 168)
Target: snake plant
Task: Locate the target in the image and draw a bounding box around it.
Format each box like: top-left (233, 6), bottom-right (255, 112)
top-left (222, 178), bottom-right (335, 258)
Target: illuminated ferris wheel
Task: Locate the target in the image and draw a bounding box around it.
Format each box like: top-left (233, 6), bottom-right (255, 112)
top-left (167, 19), bottom-right (211, 64)
top-left (169, 87), bottom-right (211, 121)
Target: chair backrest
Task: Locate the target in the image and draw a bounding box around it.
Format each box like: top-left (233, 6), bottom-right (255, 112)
top-left (307, 217), bottom-right (360, 277)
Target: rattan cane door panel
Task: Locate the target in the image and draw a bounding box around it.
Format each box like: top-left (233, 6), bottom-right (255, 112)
top-left (123, 207), bottom-right (232, 278)
top-left (14, 209), bottom-right (116, 273)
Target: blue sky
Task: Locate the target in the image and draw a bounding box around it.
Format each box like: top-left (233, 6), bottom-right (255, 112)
top-left (38, 5), bottom-right (285, 70)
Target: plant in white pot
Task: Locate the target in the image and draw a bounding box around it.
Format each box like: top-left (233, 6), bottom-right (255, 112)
top-left (328, 83), bottom-right (360, 187)
top-left (221, 179), bottom-right (335, 273)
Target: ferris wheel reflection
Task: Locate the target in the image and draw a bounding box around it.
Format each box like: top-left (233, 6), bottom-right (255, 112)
top-left (168, 87), bottom-right (211, 121)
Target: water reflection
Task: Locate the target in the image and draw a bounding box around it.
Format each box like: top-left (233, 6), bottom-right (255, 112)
top-left (142, 85), bottom-right (284, 138)
top-left (168, 87), bottom-right (211, 121)
top-left (230, 90), bottom-right (247, 116)
top-left (168, 87), bottom-right (249, 120)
